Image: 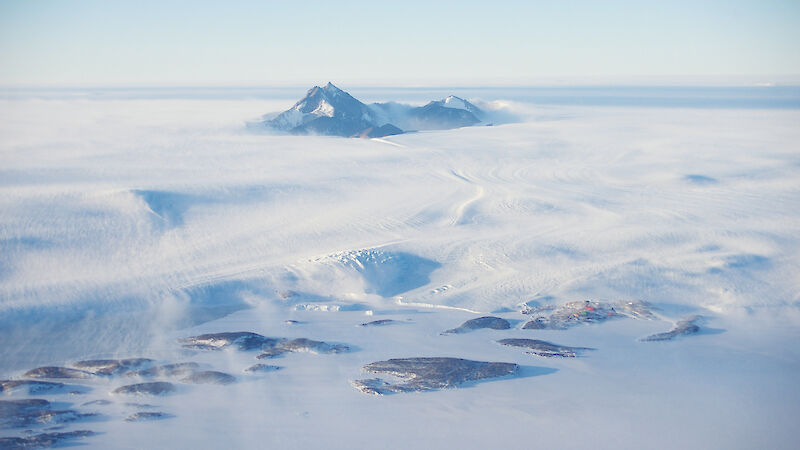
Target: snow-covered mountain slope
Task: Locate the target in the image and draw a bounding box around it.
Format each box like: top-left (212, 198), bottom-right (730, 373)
top-left (405, 95), bottom-right (483, 130)
top-left (265, 82), bottom-right (387, 137)
top-left (263, 84), bottom-right (485, 136)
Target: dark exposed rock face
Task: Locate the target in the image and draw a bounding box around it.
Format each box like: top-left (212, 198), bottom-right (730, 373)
top-left (179, 332), bottom-right (284, 351)
top-left (0, 430), bottom-right (95, 448)
top-left (351, 357), bottom-right (518, 395)
top-left (125, 412), bottom-right (172, 422)
top-left (0, 380), bottom-right (67, 395)
top-left (244, 364), bottom-right (282, 373)
top-left (129, 363), bottom-right (199, 378)
top-left (497, 338), bottom-right (594, 357)
top-left (0, 399), bottom-right (97, 430)
top-left (23, 367), bottom-right (92, 380)
top-left (360, 319), bottom-right (396, 327)
top-left (642, 316), bottom-right (701, 341)
top-left (444, 316), bottom-right (511, 334)
top-left (72, 358), bottom-right (153, 375)
top-left (112, 382), bottom-right (176, 396)
top-left (179, 371), bottom-right (236, 385)
top-left (522, 300), bottom-right (654, 330)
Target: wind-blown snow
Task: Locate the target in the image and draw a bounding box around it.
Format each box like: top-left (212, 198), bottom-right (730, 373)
top-left (0, 89), bottom-right (799, 449)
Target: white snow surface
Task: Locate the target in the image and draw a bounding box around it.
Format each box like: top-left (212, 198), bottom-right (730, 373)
top-left (1, 92), bottom-right (799, 449)
top-left (442, 95), bottom-right (468, 109)
top-left (311, 99), bottom-right (335, 117)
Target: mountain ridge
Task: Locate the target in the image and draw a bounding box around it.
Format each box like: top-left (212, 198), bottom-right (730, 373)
top-left (262, 82), bottom-right (484, 138)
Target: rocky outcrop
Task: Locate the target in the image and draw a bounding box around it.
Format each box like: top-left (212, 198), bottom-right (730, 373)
top-left (352, 357), bottom-right (518, 395)
top-left (125, 411), bottom-right (172, 422)
top-left (522, 300), bottom-right (654, 330)
top-left (244, 364), bottom-right (282, 373)
top-left (179, 332), bottom-right (284, 351)
top-left (72, 358), bottom-right (153, 375)
top-left (443, 316), bottom-right (511, 334)
top-left (0, 399), bottom-right (97, 429)
top-left (276, 338), bottom-right (349, 354)
top-left (0, 430), bottom-right (95, 448)
top-left (179, 371), bottom-right (236, 385)
top-left (0, 380), bottom-right (71, 395)
top-left (128, 363), bottom-right (199, 378)
top-left (112, 382), bottom-right (176, 396)
top-left (642, 316), bottom-right (701, 341)
top-left (23, 367), bottom-right (92, 379)
top-left (360, 319), bottom-right (396, 327)
top-left (497, 338), bottom-right (594, 357)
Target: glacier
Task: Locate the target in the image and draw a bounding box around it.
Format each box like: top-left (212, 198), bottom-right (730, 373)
top-left (1, 86), bottom-right (799, 449)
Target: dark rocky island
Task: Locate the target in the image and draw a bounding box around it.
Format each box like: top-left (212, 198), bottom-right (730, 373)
top-left (351, 357), bottom-right (518, 395)
top-left (179, 332), bottom-right (284, 351)
top-left (244, 364), bottom-right (282, 373)
top-left (497, 338), bottom-right (594, 357)
top-left (0, 380), bottom-right (83, 396)
top-left (522, 300), bottom-right (654, 330)
top-left (125, 411), bottom-right (173, 422)
top-left (23, 367), bottom-right (92, 380)
top-left (128, 363), bottom-right (199, 378)
top-left (360, 319), bottom-right (396, 327)
top-left (180, 371), bottom-right (236, 385)
top-left (0, 399), bottom-right (97, 430)
top-left (72, 358), bottom-right (153, 375)
top-left (443, 316), bottom-right (511, 334)
top-left (180, 331), bottom-right (349, 359)
top-left (642, 316), bottom-right (701, 341)
top-left (112, 382), bottom-right (176, 396)
top-left (0, 430), bottom-right (95, 448)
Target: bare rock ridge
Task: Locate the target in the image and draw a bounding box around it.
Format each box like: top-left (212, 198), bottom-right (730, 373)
top-left (0, 430), bottom-right (96, 448)
top-left (443, 316), bottom-right (511, 334)
top-left (497, 338), bottom-right (594, 358)
top-left (262, 82), bottom-right (484, 138)
top-left (522, 300), bottom-right (654, 330)
top-left (642, 315), bottom-right (701, 341)
top-left (351, 357), bottom-right (518, 395)
top-left (72, 358), bottom-right (153, 375)
top-left (1, 380), bottom-right (70, 395)
top-left (112, 382), bottom-right (176, 396)
top-left (23, 367), bottom-right (92, 379)
top-left (129, 363), bottom-right (200, 378)
top-left (360, 319), bottom-right (396, 327)
top-left (179, 332), bottom-right (350, 359)
top-left (125, 412), bottom-right (172, 422)
top-left (178, 332), bottom-right (283, 351)
top-left (0, 399), bottom-right (98, 429)
top-left (180, 371), bottom-right (236, 385)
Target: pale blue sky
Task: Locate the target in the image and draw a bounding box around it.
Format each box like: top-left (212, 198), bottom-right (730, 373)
top-left (0, 0), bottom-right (798, 86)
